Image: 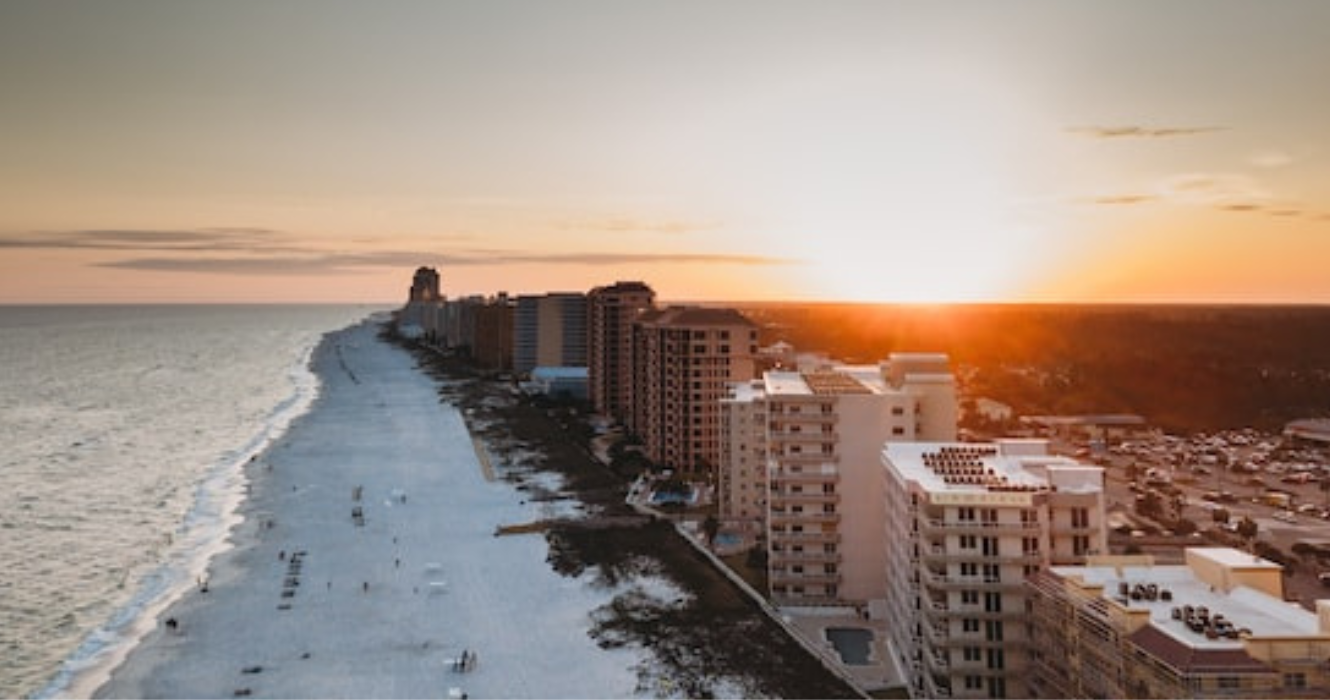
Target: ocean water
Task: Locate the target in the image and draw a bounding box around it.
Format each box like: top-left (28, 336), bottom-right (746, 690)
top-left (0, 304), bottom-right (381, 698)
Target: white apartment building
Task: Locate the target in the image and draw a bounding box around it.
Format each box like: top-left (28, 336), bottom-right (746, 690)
top-left (718, 353), bottom-right (959, 607)
top-left (882, 439), bottom-right (1107, 699)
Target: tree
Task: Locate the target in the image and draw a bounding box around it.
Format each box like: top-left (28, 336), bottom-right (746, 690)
top-left (1236, 516), bottom-right (1259, 550)
top-left (702, 515), bottom-right (720, 548)
top-left (1172, 518), bottom-right (1198, 537)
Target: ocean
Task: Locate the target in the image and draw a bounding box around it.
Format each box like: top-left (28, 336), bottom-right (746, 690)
top-left (0, 304), bottom-right (383, 698)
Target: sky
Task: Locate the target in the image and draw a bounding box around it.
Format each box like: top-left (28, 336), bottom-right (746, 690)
top-left (2, 1), bottom-right (1329, 304)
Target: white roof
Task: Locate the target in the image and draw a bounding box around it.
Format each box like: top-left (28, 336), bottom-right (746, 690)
top-left (883, 440), bottom-right (1098, 494)
top-left (1053, 557), bottom-right (1321, 648)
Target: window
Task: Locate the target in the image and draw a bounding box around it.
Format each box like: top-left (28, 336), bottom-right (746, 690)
top-left (962, 618), bottom-right (980, 633)
top-left (961, 590), bottom-right (979, 606)
top-left (984, 592), bottom-right (1003, 613)
top-left (986, 647), bottom-right (1005, 669)
top-left (1072, 508), bottom-right (1090, 528)
top-left (1284, 673), bottom-right (1306, 690)
top-left (891, 406), bottom-right (905, 416)
top-left (1218, 676), bottom-right (1240, 690)
top-left (964, 676), bottom-right (983, 690)
top-left (1073, 535), bottom-right (1091, 556)
top-left (982, 563), bottom-right (1000, 582)
top-left (981, 508), bottom-right (998, 523)
top-left (963, 646), bottom-right (982, 662)
top-left (958, 507), bottom-right (976, 521)
top-left (960, 534), bottom-right (977, 549)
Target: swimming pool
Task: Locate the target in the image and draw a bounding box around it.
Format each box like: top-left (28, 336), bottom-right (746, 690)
top-left (826, 627), bottom-right (873, 665)
top-left (713, 533), bottom-right (742, 547)
top-left (648, 489), bottom-right (695, 505)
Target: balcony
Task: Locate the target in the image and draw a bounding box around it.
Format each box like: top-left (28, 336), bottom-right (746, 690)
top-left (769, 549), bottom-right (839, 565)
top-left (1049, 522), bottom-right (1099, 535)
top-left (925, 651), bottom-right (952, 673)
top-left (769, 510), bottom-right (840, 526)
top-left (769, 530), bottom-right (839, 544)
top-left (922, 549), bottom-right (1043, 566)
top-left (919, 567), bottom-right (1028, 591)
top-left (770, 491), bottom-right (840, 506)
top-left (771, 452), bottom-right (839, 466)
top-left (769, 427), bottom-right (838, 442)
top-left (770, 465), bottom-right (839, 482)
top-left (920, 518), bottom-right (1041, 534)
top-left (769, 570), bottom-right (840, 586)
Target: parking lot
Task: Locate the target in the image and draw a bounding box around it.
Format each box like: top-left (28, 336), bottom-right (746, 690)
top-left (1059, 428), bottom-right (1330, 610)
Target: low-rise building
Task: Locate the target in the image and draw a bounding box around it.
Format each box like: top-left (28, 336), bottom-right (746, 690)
top-left (1027, 547), bottom-right (1330, 699)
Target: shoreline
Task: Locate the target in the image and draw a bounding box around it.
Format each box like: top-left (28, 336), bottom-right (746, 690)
top-left (86, 319), bottom-right (862, 699)
top-left (90, 319), bottom-right (648, 699)
top-left (41, 326), bottom-right (337, 700)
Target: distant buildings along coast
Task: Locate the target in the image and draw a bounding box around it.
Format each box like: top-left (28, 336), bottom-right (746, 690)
top-left (393, 267), bottom-right (1330, 699)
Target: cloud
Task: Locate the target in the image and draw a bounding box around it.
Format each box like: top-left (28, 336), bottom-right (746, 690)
top-left (1250, 149), bottom-right (1293, 168)
top-left (495, 251), bottom-right (792, 266)
top-left (1089, 194), bottom-right (1158, 205)
top-left (1066, 125), bottom-right (1225, 139)
top-left (0, 228), bottom-right (291, 252)
top-left (1158, 173), bottom-right (1270, 207)
top-left (556, 217), bottom-right (722, 235)
top-left (95, 248), bottom-right (794, 276)
top-left (6, 226), bottom-right (793, 276)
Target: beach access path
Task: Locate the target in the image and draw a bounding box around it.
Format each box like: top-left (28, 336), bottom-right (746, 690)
top-left (93, 319), bottom-right (646, 699)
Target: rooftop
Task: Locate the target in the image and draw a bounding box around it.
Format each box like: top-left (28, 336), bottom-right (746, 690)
top-left (1049, 549), bottom-right (1325, 654)
top-left (884, 440), bottom-right (1102, 494)
top-left (643, 305), bottom-right (756, 328)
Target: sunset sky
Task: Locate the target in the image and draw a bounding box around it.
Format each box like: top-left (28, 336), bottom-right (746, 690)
top-left (2, 1), bottom-right (1329, 304)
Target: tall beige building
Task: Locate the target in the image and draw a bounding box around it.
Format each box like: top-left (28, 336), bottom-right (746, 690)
top-left (587, 281), bottom-right (655, 422)
top-left (1028, 548), bottom-right (1330, 699)
top-left (629, 305), bottom-right (758, 476)
top-left (718, 379), bottom-right (768, 528)
top-left (719, 353), bottom-right (959, 606)
top-left (883, 440), bottom-right (1107, 699)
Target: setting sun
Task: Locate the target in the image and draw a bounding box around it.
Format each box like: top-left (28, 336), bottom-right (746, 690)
top-left (2, 1), bottom-right (1329, 304)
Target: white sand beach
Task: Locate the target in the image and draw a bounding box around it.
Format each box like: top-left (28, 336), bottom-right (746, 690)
top-left (90, 319), bottom-right (652, 699)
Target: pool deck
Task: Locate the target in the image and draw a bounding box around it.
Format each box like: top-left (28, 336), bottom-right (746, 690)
top-left (782, 609), bottom-right (905, 695)
top-left (623, 478), bottom-right (906, 696)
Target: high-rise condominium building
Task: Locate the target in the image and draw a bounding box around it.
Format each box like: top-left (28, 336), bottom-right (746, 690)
top-left (719, 354), bottom-right (958, 606)
top-left (630, 305), bottom-right (757, 475)
top-left (409, 266), bottom-right (441, 302)
top-left (1027, 547), bottom-right (1330, 699)
top-left (513, 293), bottom-right (588, 374)
top-left (587, 281), bottom-right (655, 421)
top-left (883, 440), bottom-right (1107, 699)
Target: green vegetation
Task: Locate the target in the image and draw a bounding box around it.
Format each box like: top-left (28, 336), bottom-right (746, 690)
top-left (741, 303), bottom-right (1330, 433)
